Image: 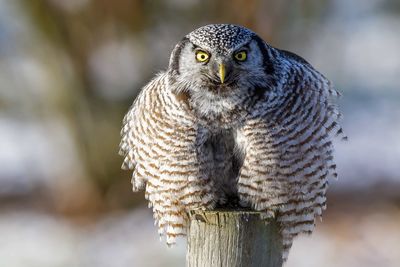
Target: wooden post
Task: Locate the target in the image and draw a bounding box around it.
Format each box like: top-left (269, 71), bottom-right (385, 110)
top-left (186, 210), bottom-right (283, 267)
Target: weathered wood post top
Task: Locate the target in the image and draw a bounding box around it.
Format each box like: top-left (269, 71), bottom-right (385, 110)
top-left (187, 210), bottom-right (283, 267)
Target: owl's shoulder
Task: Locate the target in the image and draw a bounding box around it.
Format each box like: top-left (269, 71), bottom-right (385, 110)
top-left (277, 49), bottom-right (311, 66)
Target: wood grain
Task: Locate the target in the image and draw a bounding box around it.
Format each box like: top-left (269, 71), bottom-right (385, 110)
top-left (187, 210), bottom-right (283, 267)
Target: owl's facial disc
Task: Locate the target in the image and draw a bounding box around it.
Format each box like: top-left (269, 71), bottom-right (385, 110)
top-left (192, 48), bottom-right (248, 87)
top-left (194, 49), bottom-right (247, 84)
top-left (208, 48), bottom-right (252, 88)
top-left (169, 33), bottom-right (268, 95)
top-left (206, 55), bottom-right (235, 85)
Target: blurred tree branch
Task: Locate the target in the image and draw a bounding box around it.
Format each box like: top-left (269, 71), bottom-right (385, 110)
top-left (17, 0), bottom-right (330, 211)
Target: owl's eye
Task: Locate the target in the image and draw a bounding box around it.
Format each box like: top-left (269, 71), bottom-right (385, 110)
top-left (234, 51), bottom-right (247, 61)
top-left (195, 51), bottom-right (209, 62)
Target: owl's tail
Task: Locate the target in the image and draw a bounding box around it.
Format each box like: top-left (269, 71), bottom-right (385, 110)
top-left (150, 199), bottom-right (188, 245)
top-left (277, 202), bottom-right (323, 262)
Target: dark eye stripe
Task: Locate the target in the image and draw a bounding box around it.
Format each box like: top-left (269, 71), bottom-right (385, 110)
top-left (169, 37), bottom-right (189, 75)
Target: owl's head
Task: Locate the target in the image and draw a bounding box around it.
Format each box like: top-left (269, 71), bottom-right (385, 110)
top-left (168, 24), bottom-right (277, 98)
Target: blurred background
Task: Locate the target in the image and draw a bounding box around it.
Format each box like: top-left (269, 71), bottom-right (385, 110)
top-left (1, 0), bottom-right (399, 266)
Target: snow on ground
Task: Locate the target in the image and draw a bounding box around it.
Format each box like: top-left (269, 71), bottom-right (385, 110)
top-left (1, 205), bottom-right (400, 267)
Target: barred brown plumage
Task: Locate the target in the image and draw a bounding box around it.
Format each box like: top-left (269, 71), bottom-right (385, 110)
top-left (119, 24), bottom-right (345, 261)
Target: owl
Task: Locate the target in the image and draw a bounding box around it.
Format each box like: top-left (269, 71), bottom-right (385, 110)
top-left (119, 24), bottom-right (344, 261)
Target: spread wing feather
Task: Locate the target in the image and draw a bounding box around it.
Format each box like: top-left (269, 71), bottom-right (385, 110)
top-left (238, 49), bottom-right (345, 260)
top-left (119, 73), bottom-right (217, 244)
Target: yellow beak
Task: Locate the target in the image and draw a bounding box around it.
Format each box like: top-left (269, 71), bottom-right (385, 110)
top-left (218, 63), bottom-right (225, 84)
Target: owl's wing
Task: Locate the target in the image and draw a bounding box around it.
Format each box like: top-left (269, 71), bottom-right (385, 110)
top-left (119, 73), bottom-right (216, 244)
top-left (237, 51), bottom-right (345, 261)
top-left (119, 74), bottom-right (162, 190)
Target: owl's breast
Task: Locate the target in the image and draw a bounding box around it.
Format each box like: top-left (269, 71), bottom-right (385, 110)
top-left (206, 127), bottom-right (245, 205)
top-left (189, 87), bottom-right (251, 129)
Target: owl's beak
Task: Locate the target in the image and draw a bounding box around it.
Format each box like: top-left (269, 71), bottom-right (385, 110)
top-left (218, 64), bottom-right (226, 84)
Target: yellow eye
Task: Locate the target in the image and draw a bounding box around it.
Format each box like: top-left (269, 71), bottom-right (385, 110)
top-left (196, 51), bottom-right (209, 62)
top-left (234, 51), bottom-right (247, 61)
